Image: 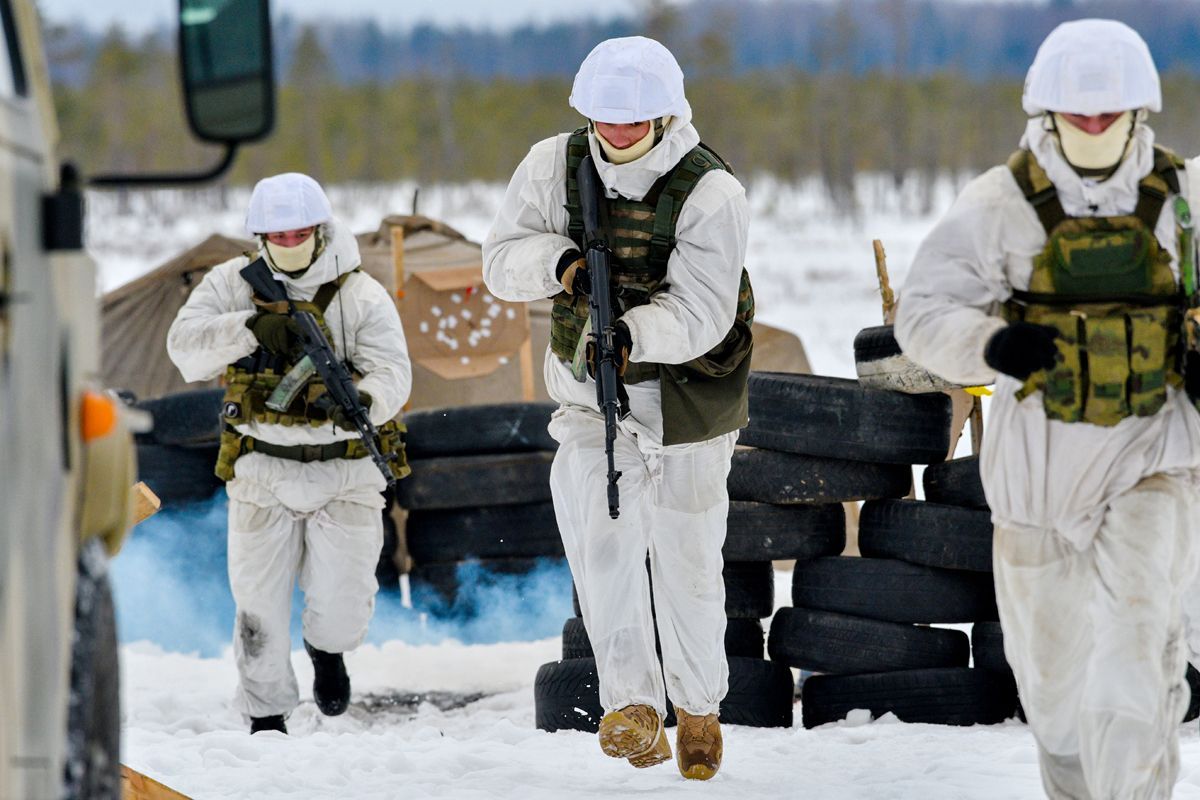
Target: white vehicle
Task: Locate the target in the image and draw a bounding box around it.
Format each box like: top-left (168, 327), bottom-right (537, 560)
top-left (0, 1), bottom-right (274, 797)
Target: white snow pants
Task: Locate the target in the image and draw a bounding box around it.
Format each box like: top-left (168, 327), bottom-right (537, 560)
top-left (225, 452), bottom-right (386, 718)
top-left (548, 408), bottom-right (737, 719)
top-left (993, 472), bottom-right (1199, 800)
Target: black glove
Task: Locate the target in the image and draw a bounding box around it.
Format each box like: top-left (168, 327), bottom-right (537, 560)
top-left (984, 322), bottom-right (1061, 380)
top-left (246, 311), bottom-right (302, 357)
top-left (555, 250), bottom-right (591, 296)
top-left (587, 320), bottom-right (633, 379)
top-left (1185, 351), bottom-right (1200, 402)
top-left (312, 390), bottom-right (372, 432)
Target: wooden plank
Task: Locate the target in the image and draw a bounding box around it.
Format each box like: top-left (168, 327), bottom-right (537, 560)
top-left (518, 337), bottom-right (535, 401)
top-left (131, 482), bottom-right (160, 526)
top-left (121, 765), bottom-right (192, 800)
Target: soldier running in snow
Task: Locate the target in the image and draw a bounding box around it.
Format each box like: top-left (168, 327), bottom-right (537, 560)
top-left (167, 173), bottom-right (411, 735)
top-left (483, 37), bottom-right (754, 780)
top-left (896, 20), bottom-right (1200, 799)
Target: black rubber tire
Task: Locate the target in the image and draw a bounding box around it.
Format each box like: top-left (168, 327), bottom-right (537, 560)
top-left (971, 621), bottom-right (1010, 673)
top-left (742, 372), bottom-right (952, 465)
top-left (1185, 665), bottom-right (1200, 724)
top-left (403, 402), bottom-right (558, 458)
top-left (768, 607), bottom-right (970, 674)
top-left (406, 502), bottom-right (563, 563)
top-left (397, 452), bottom-right (554, 510)
top-left (724, 561), bottom-right (776, 619)
top-left (135, 442), bottom-right (223, 507)
top-left (534, 656), bottom-right (793, 732)
top-left (723, 502), bottom-right (846, 562)
top-left (571, 561), bottom-right (777, 620)
top-left (801, 667), bottom-right (1018, 728)
top-left (727, 447), bottom-right (912, 505)
top-left (923, 456), bottom-right (988, 510)
top-left (64, 541), bottom-right (120, 800)
top-left (133, 388), bottom-right (224, 446)
top-left (858, 499), bottom-right (994, 573)
top-left (409, 556), bottom-right (566, 607)
top-left (853, 325), bottom-right (957, 394)
top-left (376, 511), bottom-right (401, 594)
top-left (792, 557), bottom-right (998, 624)
top-left (561, 616), bottom-right (765, 660)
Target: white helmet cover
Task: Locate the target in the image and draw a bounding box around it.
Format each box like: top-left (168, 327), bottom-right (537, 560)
top-left (569, 36), bottom-right (691, 123)
top-left (245, 172), bottom-right (333, 236)
top-left (1023, 19), bottom-right (1161, 116)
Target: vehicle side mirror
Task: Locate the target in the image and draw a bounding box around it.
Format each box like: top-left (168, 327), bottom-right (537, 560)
top-left (178, 0), bottom-right (275, 144)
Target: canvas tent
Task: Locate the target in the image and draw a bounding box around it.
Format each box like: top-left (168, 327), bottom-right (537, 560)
top-left (101, 216), bottom-right (811, 404)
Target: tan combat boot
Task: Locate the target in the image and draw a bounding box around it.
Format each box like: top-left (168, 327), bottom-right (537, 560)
top-left (674, 707), bottom-right (722, 780)
top-left (597, 704), bottom-right (672, 768)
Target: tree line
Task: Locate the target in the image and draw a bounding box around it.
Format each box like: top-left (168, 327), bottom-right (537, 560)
top-left (51, 25), bottom-right (1200, 212)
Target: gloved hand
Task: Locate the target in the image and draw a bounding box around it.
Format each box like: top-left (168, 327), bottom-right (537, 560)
top-left (556, 250), bottom-right (591, 296)
top-left (246, 311), bottom-right (302, 357)
top-left (312, 390), bottom-right (373, 432)
top-left (587, 320), bottom-right (633, 379)
top-left (984, 322), bottom-right (1061, 380)
top-left (1185, 351), bottom-right (1200, 402)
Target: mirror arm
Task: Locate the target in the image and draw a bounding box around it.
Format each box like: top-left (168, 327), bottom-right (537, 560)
top-left (88, 142), bottom-right (239, 188)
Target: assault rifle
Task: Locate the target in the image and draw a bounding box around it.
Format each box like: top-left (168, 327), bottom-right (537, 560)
top-left (577, 154), bottom-right (627, 519)
top-left (240, 260), bottom-right (398, 488)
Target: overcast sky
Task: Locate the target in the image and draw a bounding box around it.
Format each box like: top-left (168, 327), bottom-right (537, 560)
top-left (36, 0), bottom-right (649, 33)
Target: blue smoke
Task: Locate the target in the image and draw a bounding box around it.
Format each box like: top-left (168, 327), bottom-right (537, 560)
top-left (110, 492), bottom-right (573, 657)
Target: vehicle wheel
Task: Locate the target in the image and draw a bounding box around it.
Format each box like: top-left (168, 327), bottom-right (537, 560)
top-left (742, 373), bottom-right (952, 465)
top-left (405, 502), bottom-right (563, 563)
top-left (727, 447), bottom-right (911, 505)
top-left (768, 606), bottom-right (969, 674)
top-left (403, 402), bottom-right (558, 458)
top-left (534, 656), bottom-right (793, 732)
top-left (792, 557), bottom-right (998, 624)
top-left (853, 325), bottom-right (958, 393)
top-left (923, 456), bottom-right (988, 510)
top-left (561, 616), bottom-right (765, 660)
top-left (135, 442), bottom-right (222, 507)
top-left (133, 388), bottom-right (224, 446)
top-left (801, 667), bottom-right (1018, 728)
top-left (63, 540), bottom-right (120, 800)
top-left (723, 502), bottom-right (845, 562)
top-left (858, 499), bottom-right (994, 572)
top-left (397, 452), bottom-right (554, 510)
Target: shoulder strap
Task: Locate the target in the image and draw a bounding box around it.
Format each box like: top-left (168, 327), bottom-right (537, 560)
top-left (310, 268), bottom-right (359, 313)
top-left (564, 127), bottom-right (591, 249)
top-left (1133, 145), bottom-right (1184, 230)
top-left (647, 143), bottom-right (729, 269)
top-left (1007, 149), bottom-right (1067, 235)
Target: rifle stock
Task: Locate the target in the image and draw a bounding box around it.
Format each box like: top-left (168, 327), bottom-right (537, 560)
top-left (577, 155), bottom-right (625, 519)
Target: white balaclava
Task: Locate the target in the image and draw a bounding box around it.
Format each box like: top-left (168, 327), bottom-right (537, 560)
top-left (264, 230), bottom-right (319, 272)
top-left (1052, 111), bottom-right (1135, 171)
top-left (595, 116), bottom-right (672, 165)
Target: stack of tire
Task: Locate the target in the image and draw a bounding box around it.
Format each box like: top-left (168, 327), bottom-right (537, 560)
top-left (131, 388), bottom-right (224, 506)
top-left (534, 369), bottom-right (950, 734)
top-left (398, 403), bottom-right (567, 609)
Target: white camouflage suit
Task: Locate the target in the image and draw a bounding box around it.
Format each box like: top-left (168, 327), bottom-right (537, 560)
top-left (167, 219), bottom-right (411, 719)
top-left (897, 115), bottom-right (1200, 798)
top-left (483, 112), bottom-right (749, 719)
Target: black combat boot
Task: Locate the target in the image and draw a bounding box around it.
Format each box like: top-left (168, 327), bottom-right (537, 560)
top-left (250, 715), bottom-right (287, 735)
top-left (304, 640), bottom-right (350, 716)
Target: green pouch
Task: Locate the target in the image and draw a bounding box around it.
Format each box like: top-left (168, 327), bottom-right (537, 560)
top-left (1050, 226), bottom-right (1151, 295)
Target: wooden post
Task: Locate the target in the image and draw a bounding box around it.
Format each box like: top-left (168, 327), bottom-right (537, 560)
top-left (391, 225), bottom-right (406, 302)
top-left (873, 239), bottom-right (897, 324)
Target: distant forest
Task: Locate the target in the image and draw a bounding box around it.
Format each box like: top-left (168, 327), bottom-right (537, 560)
top-left (45, 0), bottom-right (1200, 209)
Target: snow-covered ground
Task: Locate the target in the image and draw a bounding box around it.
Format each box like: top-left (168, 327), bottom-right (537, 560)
top-left (96, 177), bottom-right (1200, 798)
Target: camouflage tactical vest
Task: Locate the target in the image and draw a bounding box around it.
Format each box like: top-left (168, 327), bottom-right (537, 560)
top-left (553, 128), bottom-right (755, 445)
top-left (1002, 146), bottom-right (1188, 426)
top-left (215, 266), bottom-right (408, 481)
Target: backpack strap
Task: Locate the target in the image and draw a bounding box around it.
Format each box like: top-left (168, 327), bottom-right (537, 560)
top-left (646, 143), bottom-right (729, 270)
top-left (1133, 145), bottom-right (1184, 230)
top-left (1008, 149), bottom-right (1067, 235)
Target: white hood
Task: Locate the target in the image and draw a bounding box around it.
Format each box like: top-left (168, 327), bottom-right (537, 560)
top-left (587, 114), bottom-right (702, 202)
top-left (1021, 116), bottom-right (1157, 216)
top-left (257, 217), bottom-right (362, 299)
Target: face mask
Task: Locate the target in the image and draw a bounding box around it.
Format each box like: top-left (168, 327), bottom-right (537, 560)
top-left (264, 234), bottom-right (317, 273)
top-left (1052, 111), bottom-right (1134, 171)
top-left (596, 116), bottom-right (671, 165)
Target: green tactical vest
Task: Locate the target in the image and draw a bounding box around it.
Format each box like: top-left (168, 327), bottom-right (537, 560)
top-left (215, 266), bottom-right (408, 481)
top-left (1002, 146), bottom-right (1189, 426)
top-left (553, 127), bottom-right (755, 445)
